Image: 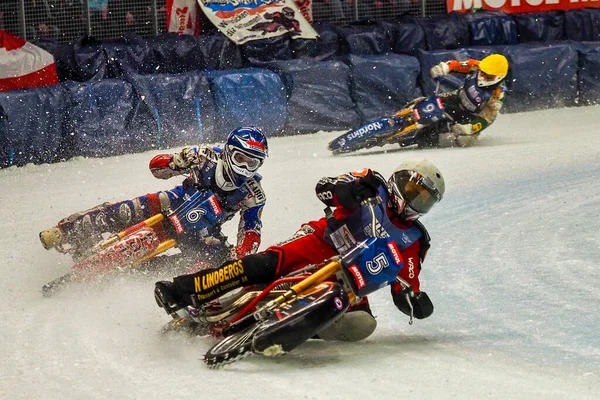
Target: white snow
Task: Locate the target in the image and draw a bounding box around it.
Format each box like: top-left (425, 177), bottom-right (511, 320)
top-left (1, 105), bottom-right (599, 399)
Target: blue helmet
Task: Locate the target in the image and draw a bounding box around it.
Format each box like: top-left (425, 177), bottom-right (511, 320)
top-left (222, 127), bottom-right (268, 188)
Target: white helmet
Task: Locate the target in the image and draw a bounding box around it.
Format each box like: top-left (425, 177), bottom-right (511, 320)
top-left (387, 159), bottom-right (445, 221)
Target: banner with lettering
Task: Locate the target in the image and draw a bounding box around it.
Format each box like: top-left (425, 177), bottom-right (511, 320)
top-left (196, 0), bottom-right (319, 45)
top-left (294, 0), bottom-right (315, 23)
top-left (447, 0), bottom-right (600, 14)
top-left (166, 0), bottom-right (201, 35)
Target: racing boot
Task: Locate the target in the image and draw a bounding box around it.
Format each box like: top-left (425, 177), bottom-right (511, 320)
top-left (317, 298), bottom-right (377, 342)
top-left (39, 226), bottom-right (63, 250)
top-left (155, 281), bottom-right (187, 316)
top-left (39, 202), bottom-right (112, 255)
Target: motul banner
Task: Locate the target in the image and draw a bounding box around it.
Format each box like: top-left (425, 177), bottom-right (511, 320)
top-left (448, 0), bottom-right (600, 13)
top-left (196, 0), bottom-right (319, 45)
top-left (166, 0), bottom-right (201, 35)
top-left (0, 31), bottom-right (58, 92)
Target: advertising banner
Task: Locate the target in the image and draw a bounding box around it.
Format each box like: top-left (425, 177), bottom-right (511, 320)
top-left (196, 0), bottom-right (319, 44)
top-left (447, 0), bottom-right (600, 14)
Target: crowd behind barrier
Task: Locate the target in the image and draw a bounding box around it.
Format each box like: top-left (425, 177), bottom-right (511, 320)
top-left (0, 0), bottom-right (446, 44)
top-left (1, 8), bottom-right (600, 168)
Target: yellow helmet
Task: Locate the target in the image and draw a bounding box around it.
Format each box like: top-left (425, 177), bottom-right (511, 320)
top-left (477, 54), bottom-right (509, 87)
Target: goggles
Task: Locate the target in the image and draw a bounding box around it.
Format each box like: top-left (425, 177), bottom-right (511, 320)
top-left (391, 171), bottom-right (441, 215)
top-left (229, 150), bottom-right (262, 171)
top-left (477, 70), bottom-right (503, 87)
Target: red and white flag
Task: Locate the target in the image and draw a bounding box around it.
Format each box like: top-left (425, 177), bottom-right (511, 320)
top-left (166, 0), bottom-right (201, 35)
top-left (0, 30), bottom-right (58, 92)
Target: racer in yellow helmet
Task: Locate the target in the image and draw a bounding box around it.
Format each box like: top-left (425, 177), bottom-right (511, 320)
top-left (429, 54), bottom-right (509, 147)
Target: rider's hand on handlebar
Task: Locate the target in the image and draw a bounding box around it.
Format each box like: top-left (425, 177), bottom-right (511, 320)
top-left (171, 147), bottom-right (200, 170)
top-left (430, 62), bottom-right (450, 79)
top-left (337, 172), bottom-right (383, 209)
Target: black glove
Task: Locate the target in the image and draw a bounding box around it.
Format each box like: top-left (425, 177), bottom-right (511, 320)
top-left (335, 172), bottom-right (382, 209)
top-left (391, 285), bottom-right (434, 319)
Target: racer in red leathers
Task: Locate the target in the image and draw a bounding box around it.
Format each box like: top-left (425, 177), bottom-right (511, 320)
top-left (155, 159), bottom-right (445, 342)
top-left (39, 127), bottom-right (269, 268)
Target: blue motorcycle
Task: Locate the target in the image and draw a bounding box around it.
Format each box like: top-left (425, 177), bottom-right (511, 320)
top-left (328, 82), bottom-right (453, 154)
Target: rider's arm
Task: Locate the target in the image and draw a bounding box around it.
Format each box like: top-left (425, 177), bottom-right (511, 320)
top-left (389, 221), bottom-right (434, 319)
top-left (149, 147), bottom-right (198, 179)
top-left (315, 169), bottom-right (386, 210)
top-left (234, 179), bottom-right (267, 258)
top-left (431, 59), bottom-right (480, 78)
top-left (149, 146), bottom-right (213, 180)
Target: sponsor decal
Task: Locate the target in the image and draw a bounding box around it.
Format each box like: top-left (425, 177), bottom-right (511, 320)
top-left (246, 179), bottom-right (266, 204)
top-left (387, 241), bottom-right (403, 265)
top-left (194, 259), bottom-right (245, 292)
top-left (413, 108), bottom-right (421, 121)
top-left (408, 257), bottom-right (415, 279)
top-left (74, 230), bottom-right (160, 272)
top-left (316, 191), bottom-right (333, 201)
top-left (346, 121), bottom-right (384, 140)
top-left (330, 225), bottom-right (357, 254)
top-left (349, 265), bottom-right (366, 289)
top-left (208, 195), bottom-right (222, 215)
top-left (169, 214), bottom-right (184, 234)
top-left (448, 0), bottom-right (600, 14)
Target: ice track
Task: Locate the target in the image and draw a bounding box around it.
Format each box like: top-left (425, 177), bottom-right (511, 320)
top-left (1, 105), bottom-right (599, 399)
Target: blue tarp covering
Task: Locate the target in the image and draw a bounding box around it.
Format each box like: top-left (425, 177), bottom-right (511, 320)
top-left (290, 22), bottom-right (342, 61)
top-left (499, 43), bottom-right (578, 112)
top-left (269, 59), bottom-right (361, 134)
top-left (574, 42), bottom-right (600, 105)
top-left (208, 69), bottom-right (287, 138)
top-left (66, 79), bottom-right (151, 157)
top-left (417, 12), bottom-right (471, 50)
top-left (465, 11), bottom-right (518, 46)
top-left (564, 8), bottom-right (600, 42)
top-left (104, 36), bottom-right (160, 79)
top-left (241, 35), bottom-right (293, 67)
top-left (349, 54), bottom-right (423, 121)
top-left (380, 17), bottom-right (427, 56)
top-left (196, 33), bottom-right (244, 70)
top-left (337, 23), bottom-right (391, 55)
top-left (127, 71), bottom-right (219, 147)
top-left (513, 11), bottom-right (565, 43)
top-left (0, 85), bottom-right (71, 167)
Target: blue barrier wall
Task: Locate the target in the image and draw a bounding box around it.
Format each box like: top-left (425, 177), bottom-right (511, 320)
top-left (2, 8), bottom-right (600, 167)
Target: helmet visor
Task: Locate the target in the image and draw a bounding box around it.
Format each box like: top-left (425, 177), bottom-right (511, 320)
top-left (392, 170), bottom-right (441, 214)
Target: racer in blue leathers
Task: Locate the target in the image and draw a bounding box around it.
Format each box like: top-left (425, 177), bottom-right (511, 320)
top-left (155, 159), bottom-right (444, 342)
top-left (39, 127), bottom-right (269, 269)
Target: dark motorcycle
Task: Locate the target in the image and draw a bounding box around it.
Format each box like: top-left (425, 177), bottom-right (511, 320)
top-left (328, 82), bottom-right (453, 154)
top-left (161, 198), bottom-right (417, 368)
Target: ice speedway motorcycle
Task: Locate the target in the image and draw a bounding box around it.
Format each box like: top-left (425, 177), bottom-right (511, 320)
top-left (41, 168), bottom-right (227, 296)
top-left (328, 81), bottom-right (454, 155)
top-left (159, 198), bottom-right (418, 368)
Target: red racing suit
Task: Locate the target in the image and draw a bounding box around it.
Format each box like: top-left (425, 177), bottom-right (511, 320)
top-left (267, 169), bottom-right (430, 294)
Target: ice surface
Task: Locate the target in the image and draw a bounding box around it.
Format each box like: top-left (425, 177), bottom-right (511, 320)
top-left (0, 105), bottom-right (599, 399)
